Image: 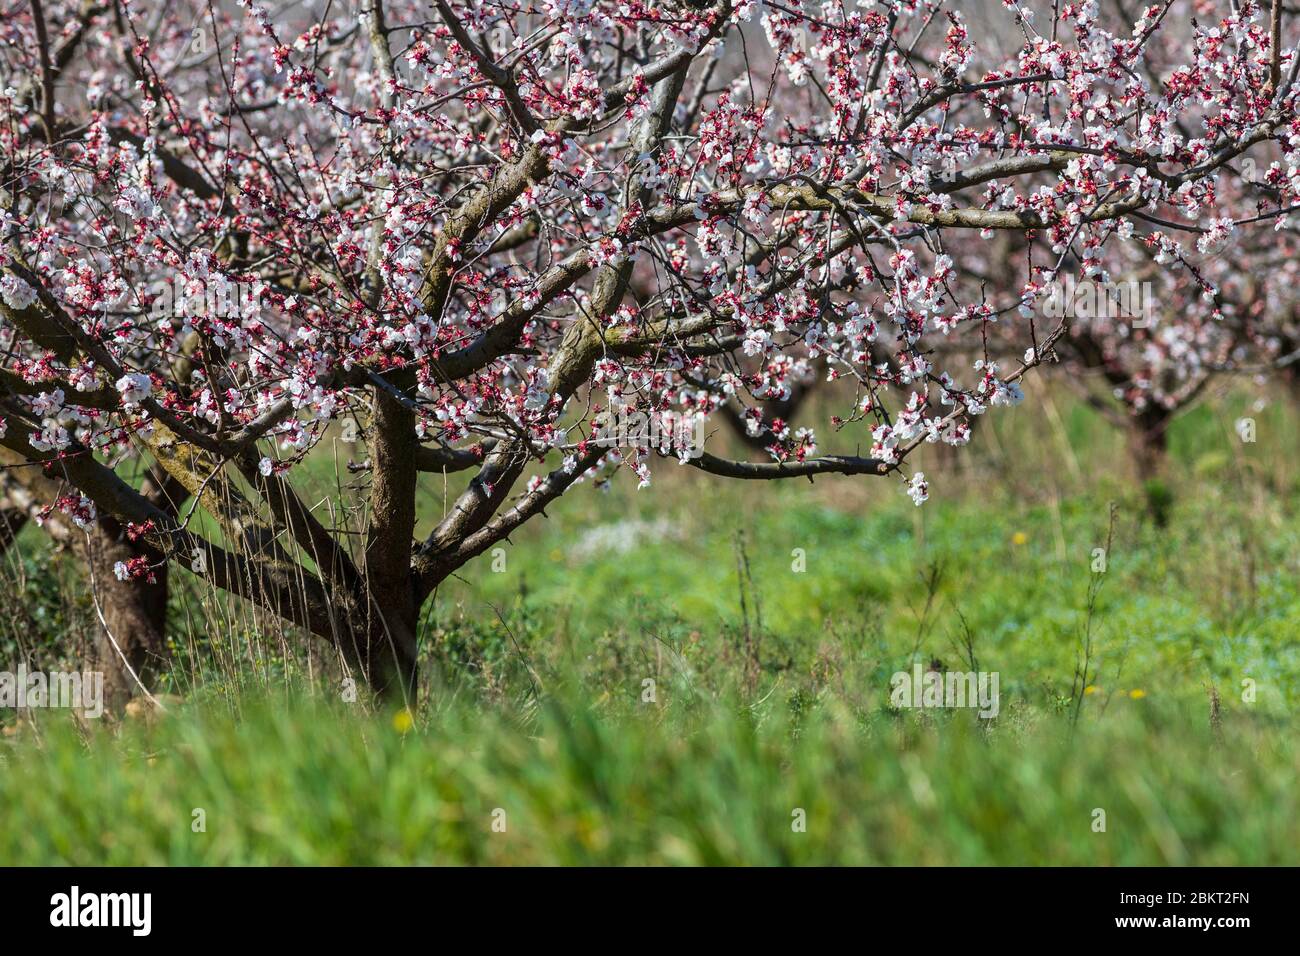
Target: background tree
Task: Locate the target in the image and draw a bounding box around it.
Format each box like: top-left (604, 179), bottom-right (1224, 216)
top-left (0, 450), bottom-right (183, 708)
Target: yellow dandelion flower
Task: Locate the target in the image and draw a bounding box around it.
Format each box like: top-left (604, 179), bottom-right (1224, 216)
top-left (1083, 685), bottom-right (1100, 696)
top-left (392, 707), bottom-right (415, 734)
top-left (1129, 689), bottom-right (1146, 700)
top-left (1012, 531), bottom-right (1028, 546)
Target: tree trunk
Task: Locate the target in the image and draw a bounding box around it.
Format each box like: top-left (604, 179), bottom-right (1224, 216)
top-left (0, 506), bottom-right (28, 552)
top-left (1284, 368), bottom-right (1300, 411)
top-left (1126, 412), bottom-right (1169, 483)
top-left (358, 380), bottom-right (422, 704)
top-left (1127, 410), bottom-right (1173, 527)
top-left (84, 515), bottom-right (171, 713)
top-left (327, 598), bottom-right (419, 705)
top-left (0, 452), bottom-right (182, 712)
top-left (363, 609), bottom-right (419, 704)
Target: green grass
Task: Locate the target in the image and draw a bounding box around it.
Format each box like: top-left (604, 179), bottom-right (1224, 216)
top-left (2, 696), bottom-right (1295, 865)
top-left (1, 384), bottom-right (1298, 864)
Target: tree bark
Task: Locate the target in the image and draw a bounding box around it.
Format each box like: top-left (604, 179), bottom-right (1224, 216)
top-left (1126, 408), bottom-right (1173, 527)
top-left (359, 382), bottom-right (422, 704)
top-left (359, 608), bottom-right (419, 704)
top-left (1282, 367), bottom-right (1300, 411)
top-left (0, 452), bottom-right (183, 711)
top-left (0, 506), bottom-right (27, 552)
top-left (1126, 411), bottom-right (1170, 483)
top-left (84, 514), bottom-right (170, 712)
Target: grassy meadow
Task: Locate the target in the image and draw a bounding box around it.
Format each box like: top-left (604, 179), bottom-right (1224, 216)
top-left (1, 374), bottom-right (1298, 865)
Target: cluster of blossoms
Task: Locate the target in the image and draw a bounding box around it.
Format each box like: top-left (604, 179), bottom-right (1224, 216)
top-left (0, 0), bottom-right (1296, 688)
top-left (112, 554), bottom-right (158, 584)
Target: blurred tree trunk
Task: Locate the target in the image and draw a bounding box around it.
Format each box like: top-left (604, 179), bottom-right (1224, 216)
top-left (1066, 329), bottom-right (1175, 487)
top-left (1126, 412), bottom-right (1169, 483)
top-left (1282, 366), bottom-right (1300, 410)
top-left (0, 505), bottom-right (27, 552)
top-left (1125, 408), bottom-right (1173, 527)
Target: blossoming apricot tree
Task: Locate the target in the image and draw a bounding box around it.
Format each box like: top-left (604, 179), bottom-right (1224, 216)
top-left (1050, 168), bottom-right (1300, 482)
top-left (1, 0), bottom-right (1297, 697)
